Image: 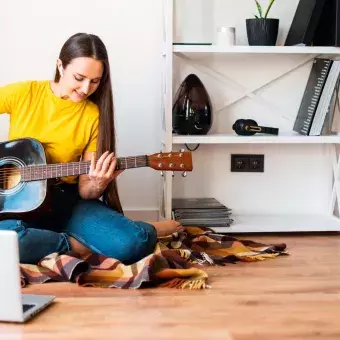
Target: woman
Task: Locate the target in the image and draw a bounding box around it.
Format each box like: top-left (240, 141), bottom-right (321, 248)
top-left (0, 32), bottom-right (182, 265)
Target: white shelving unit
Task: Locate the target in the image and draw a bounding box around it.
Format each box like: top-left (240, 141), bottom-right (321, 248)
top-left (160, 0), bottom-right (340, 233)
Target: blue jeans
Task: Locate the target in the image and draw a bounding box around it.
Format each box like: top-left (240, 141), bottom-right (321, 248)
top-left (0, 184), bottom-right (157, 265)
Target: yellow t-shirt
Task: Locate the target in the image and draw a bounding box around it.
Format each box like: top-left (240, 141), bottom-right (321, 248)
top-left (0, 80), bottom-right (99, 184)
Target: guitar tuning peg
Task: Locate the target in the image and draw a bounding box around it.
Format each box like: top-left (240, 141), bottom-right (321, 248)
top-left (180, 149), bottom-right (185, 152)
top-left (182, 171), bottom-right (187, 177)
top-left (172, 171), bottom-right (175, 177)
top-left (160, 171), bottom-right (164, 177)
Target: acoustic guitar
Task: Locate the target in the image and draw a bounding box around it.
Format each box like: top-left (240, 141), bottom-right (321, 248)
top-left (0, 138), bottom-right (193, 219)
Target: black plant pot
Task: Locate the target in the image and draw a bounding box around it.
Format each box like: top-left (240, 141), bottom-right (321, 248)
top-left (172, 74), bottom-right (212, 135)
top-left (246, 18), bottom-right (279, 46)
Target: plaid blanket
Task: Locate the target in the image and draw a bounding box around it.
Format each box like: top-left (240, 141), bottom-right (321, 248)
top-left (20, 226), bottom-right (288, 289)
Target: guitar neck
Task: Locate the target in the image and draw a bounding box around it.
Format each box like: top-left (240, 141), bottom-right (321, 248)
top-left (20, 155), bottom-right (148, 181)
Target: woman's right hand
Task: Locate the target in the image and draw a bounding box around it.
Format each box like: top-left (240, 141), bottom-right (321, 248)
top-left (88, 151), bottom-right (124, 191)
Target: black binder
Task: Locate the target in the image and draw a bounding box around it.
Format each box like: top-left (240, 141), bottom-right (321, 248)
top-left (284, 0), bottom-right (340, 46)
top-left (285, 0), bottom-right (327, 46)
top-left (313, 0), bottom-right (340, 46)
top-left (293, 58), bottom-right (333, 135)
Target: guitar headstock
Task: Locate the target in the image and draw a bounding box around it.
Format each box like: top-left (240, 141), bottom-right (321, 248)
top-left (148, 150), bottom-right (193, 177)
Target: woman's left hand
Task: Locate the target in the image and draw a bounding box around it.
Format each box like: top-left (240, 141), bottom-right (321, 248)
top-left (88, 151), bottom-right (124, 191)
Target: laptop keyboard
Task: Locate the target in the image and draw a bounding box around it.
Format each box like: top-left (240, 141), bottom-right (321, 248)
top-left (23, 304), bottom-right (35, 313)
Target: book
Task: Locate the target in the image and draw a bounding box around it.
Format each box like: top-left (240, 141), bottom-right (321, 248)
top-left (172, 198), bottom-right (234, 228)
top-left (285, 0), bottom-right (327, 46)
top-left (313, 0), bottom-right (340, 47)
top-left (309, 60), bottom-right (340, 135)
top-left (293, 58), bottom-right (333, 135)
top-left (172, 197), bottom-right (229, 210)
top-left (319, 82), bottom-right (340, 135)
top-left (285, 0), bottom-right (340, 47)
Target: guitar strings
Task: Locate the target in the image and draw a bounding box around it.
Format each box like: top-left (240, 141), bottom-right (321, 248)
top-left (0, 164), bottom-right (153, 181)
top-left (0, 154), bottom-right (185, 183)
top-left (0, 155), bottom-right (180, 171)
top-left (0, 161), bottom-right (148, 176)
top-left (0, 156), bottom-right (148, 173)
top-left (0, 164), bottom-right (148, 180)
top-left (0, 160), bottom-right (177, 182)
top-left (0, 157), bottom-right (149, 175)
top-left (0, 154), bottom-right (182, 179)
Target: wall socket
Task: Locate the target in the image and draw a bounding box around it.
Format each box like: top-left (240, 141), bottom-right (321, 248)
top-left (231, 154), bottom-right (264, 172)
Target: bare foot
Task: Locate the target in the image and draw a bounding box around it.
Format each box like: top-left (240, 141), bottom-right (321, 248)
top-left (148, 220), bottom-right (184, 237)
top-left (69, 236), bottom-right (92, 257)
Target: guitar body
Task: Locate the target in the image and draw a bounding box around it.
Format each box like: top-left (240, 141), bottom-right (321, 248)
top-left (0, 138), bottom-right (47, 220)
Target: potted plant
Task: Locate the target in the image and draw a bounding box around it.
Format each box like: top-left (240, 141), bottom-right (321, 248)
top-left (246, 0), bottom-right (279, 46)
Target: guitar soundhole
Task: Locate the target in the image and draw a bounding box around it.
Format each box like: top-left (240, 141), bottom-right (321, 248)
top-left (0, 164), bottom-right (21, 190)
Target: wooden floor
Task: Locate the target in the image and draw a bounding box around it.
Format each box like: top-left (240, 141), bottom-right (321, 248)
top-left (1, 234), bottom-right (340, 340)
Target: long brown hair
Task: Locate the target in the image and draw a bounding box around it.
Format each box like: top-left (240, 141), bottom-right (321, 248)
top-left (54, 33), bottom-right (123, 214)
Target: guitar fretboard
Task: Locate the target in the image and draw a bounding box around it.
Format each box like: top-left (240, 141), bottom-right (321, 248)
top-left (20, 156), bottom-right (148, 181)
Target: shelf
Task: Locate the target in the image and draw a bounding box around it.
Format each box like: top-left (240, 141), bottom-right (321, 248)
top-left (172, 133), bottom-right (340, 144)
top-left (208, 213), bottom-right (340, 233)
top-left (173, 45), bottom-right (340, 56)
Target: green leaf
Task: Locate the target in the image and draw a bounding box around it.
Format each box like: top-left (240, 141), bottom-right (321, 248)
top-left (254, 0), bottom-right (263, 18)
top-left (264, 0), bottom-right (276, 18)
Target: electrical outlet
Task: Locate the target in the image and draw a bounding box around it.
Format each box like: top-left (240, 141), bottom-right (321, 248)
top-left (231, 154), bottom-right (264, 172)
top-left (249, 155), bottom-right (264, 172)
top-left (231, 155), bottom-right (249, 172)
top-left (230, 155), bottom-right (248, 172)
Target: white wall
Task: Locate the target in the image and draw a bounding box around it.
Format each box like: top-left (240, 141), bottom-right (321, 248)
top-left (0, 0), bottom-right (163, 212)
top-left (172, 0), bottom-right (335, 215)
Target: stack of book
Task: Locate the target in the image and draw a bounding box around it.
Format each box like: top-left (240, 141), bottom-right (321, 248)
top-left (293, 57), bottom-right (340, 136)
top-left (172, 197), bottom-right (233, 228)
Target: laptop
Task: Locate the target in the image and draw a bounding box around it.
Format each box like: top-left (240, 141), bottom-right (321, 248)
top-left (0, 230), bottom-right (55, 323)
